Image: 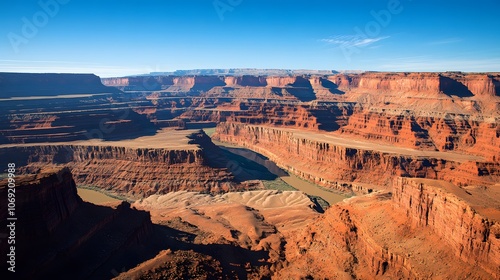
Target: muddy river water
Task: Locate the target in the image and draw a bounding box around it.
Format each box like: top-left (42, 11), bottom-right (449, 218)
top-left (76, 130), bottom-right (348, 206)
top-left (211, 139), bottom-right (348, 205)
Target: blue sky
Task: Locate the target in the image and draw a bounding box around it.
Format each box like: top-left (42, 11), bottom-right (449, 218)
top-left (1, 0), bottom-right (499, 77)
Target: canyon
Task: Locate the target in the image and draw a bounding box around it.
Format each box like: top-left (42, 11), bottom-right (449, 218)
top-left (1, 71), bottom-right (499, 279)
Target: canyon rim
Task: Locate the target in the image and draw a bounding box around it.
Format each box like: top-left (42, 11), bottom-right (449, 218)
top-left (1, 1), bottom-right (500, 279)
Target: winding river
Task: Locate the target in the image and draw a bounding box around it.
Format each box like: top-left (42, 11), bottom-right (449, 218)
top-left (206, 131), bottom-right (348, 205)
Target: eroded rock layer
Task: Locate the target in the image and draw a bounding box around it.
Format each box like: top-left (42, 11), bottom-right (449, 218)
top-left (278, 178), bottom-right (500, 279)
top-left (392, 178), bottom-right (500, 276)
top-left (214, 123), bottom-right (498, 190)
top-left (0, 130), bottom-right (242, 199)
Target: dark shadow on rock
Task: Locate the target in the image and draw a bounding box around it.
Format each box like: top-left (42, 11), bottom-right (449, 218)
top-left (286, 77), bottom-right (316, 102)
top-left (439, 76), bottom-right (474, 97)
top-left (191, 76), bottom-right (226, 92)
top-left (286, 88), bottom-right (316, 102)
top-left (320, 78), bottom-right (345, 95)
top-left (309, 105), bottom-right (354, 132)
top-left (220, 146), bottom-right (289, 178)
top-left (493, 78), bottom-right (500, 97)
top-left (154, 224), bottom-right (271, 280)
top-left (219, 148), bottom-right (280, 182)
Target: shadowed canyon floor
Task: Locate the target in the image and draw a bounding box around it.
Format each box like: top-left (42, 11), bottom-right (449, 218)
top-left (1, 72), bottom-right (499, 279)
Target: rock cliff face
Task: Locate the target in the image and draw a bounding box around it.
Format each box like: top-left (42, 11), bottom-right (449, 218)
top-left (0, 131), bottom-right (238, 199)
top-left (451, 73), bottom-right (500, 97)
top-left (0, 167), bottom-right (81, 239)
top-left (329, 72), bottom-right (500, 97)
top-left (278, 181), bottom-right (499, 279)
top-left (102, 72), bottom-right (500, 162)
top-left (392, 177), bottom-right (500, 277)
top-left (214, 123), bottom-right (499, 189)
top-left (0, 168), bottom-right (157, 280)
top-left (0, 73), bottom-right (121, 96)
top-left (102, 72), bottom-right (500, 98)
top-left (0, 90), bottom-right (158, 144)
top-left (339, 110), bottom-right (500, 160)
top-left (336, 72), bottom-right (442, 94)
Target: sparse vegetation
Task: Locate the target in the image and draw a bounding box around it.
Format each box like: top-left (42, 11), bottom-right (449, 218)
top-left (262, 178), bottom-right (297, 191)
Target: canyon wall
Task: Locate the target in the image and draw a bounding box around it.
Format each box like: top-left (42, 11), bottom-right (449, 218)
top-left (0, 90), bottom-right (158, 144)
top-left (278, 180), bottom-right (499, 279)
top-left (102, 72), bottom-right (500, 98)
top-left (0, 167), bottom-right (82, 240)
top-left (214, 123), bottom-right (499, 190)
top-left (339, 110), bottom-right (500, 160)
top-left (392, 177), bottom-right (500, 277)
top-left (330, 72), bottom-right (500, 97)
top-left (338, 72), bottom-right (442, 94)
top-left (0, 131), bottom-right (238, 199)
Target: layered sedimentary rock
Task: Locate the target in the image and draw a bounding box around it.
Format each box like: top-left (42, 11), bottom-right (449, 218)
top-left (0, 91), bottom-right (158, 144)
top-left (329, 72), bottom-right (500, 97)
top-left (102, 72), bottom-right (500, 162)
top-left (214, 123), bottom-right (498, 190)
top-left (0, 168), bottom-right (156, 280)
top-left (392, 177), bottom-right (500, 277)
top-left (0, 167), bottom-right (81, 239)
top-left (450, 73), bottom-right (500, 97)
top-left (102, 72), bottom-right (500, 99)
top-left (339, 110), bottom-right (500, 161)
top-left (278, 182), bottom-right (499, 279)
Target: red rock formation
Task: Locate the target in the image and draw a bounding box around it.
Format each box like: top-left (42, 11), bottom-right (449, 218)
top-left (452, 73), bottom-right (500, 97)
top-left (278, 185), bottom-right (498, 279)
top-left (324, 72), bottom-right (500, 97)
top-left (340, 110), bottom-right (437, 150)
top-left (224, 75), bottom-right (267, 87)
top-left (0, 167), bottom-right (81, 238)
top-left (214, 123), bottom-right (499, 189)
top-left (329, 72), bottom-right (442, 94)
top-left (265, 76), bottom-right (297, 87)
top-left (0, 131), bottom-right (240, 199)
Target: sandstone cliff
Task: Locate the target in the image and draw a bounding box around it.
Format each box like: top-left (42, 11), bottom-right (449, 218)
top-left (0, 90), bottom-right (158, 144)
top-left (102, 72), bottom-right (500, 100)
top-left (214, 123), bottom-right (499, 190)
top-left (0, 167), bottom-right (81, 240)
top-left (0, 167), bottom-right (157, 280)
top-left (328, 72), bottom-right (500, 97)
top-left (0, 130), bottom-right (240, 199)
top-left (392, 177), bottom-right (500, 277)
top-left (278, 184), bottom-right (498, 279)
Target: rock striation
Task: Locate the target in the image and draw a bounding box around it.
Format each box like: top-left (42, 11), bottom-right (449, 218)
top-left (102, 72), bottom-right (500, 99)
top-left (0, 130), bottom-right (241, 199)
top-left (392, 177), bottom-right (500, 277)
top-left (214, 123), bottom-right (499, 190)
top-left (277, 178), bottom-right (500, 279)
